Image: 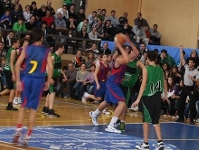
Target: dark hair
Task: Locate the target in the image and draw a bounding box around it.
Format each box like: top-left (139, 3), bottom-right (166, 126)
top-left (31, 27), bottom-right (44, 42)
top-left (11, 38), bottom-right (19, 45)
top-left (147, 51), bottom-right (157, 62)
top-left (92, 11), bottom-right (97, 14)
top-left (161, 49), bottom-right (167, 54)
top-left (19, 38), bottom-right (29, 46)
top-left (154, 49), bottom-right (159, 53)
top-left (111, 10), bottom-right (115, 13)
top-left (31, 1), bottom-right (36, 5)
top-left (154, 24), bottom-right (158, 27)
top-left (188, 57), bottom-right (195, 63)
top-left (54, 42), bottom-right (65, 51)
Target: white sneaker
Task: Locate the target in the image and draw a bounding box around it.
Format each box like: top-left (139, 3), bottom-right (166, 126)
top-left (135, 142), bottom-right (150, 149)
top-left (105, 125), bottom-right (121, 134)
top-left (18, 97), bottom-right (22, 104)
top-left (82, 93), bottom-right (87, 104)
top-left (129, 106), bottom-right (139, 111)
top-left (89, 111), bottom-right (99, 126)
top-left (13, 98), bottom-right (18, 105)
top-left (22, 135), bottom-right (31, 145)
top-left (102, 109), bottom-right (110, 115)
top-left (84, 92), bottom-right (89, 98)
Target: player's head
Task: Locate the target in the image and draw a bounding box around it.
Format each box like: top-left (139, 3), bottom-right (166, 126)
top-left (31, 27), bottom-right (44, 42)
top-left (99, 53), bottom-right (108, 63)
top-left (11, 38), bottom-right (20, 49)
top-left (54, 42), bottom-right (65, 54)
top-left (146, 51), bottom-right (157, 63)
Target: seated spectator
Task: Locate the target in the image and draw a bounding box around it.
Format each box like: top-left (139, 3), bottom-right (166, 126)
top-left (134, 12), bottom-right (149, 27)
top-left (12, 17), bottom-right (27, 32)
top-left (73, 63), bottom-right (88, 100)
top-left (79, 65), bottom-right (95, 98)
top-left (46, 0), bottom-right (55, 16)
top-left (76, 8), bottom-right (86, 25)
top-left (100, 42), bottom-right (111, 55)
top-left (0, 9), bottom-right (12, 29)
top-left (168, 66), bottom-right (181, 84)
top-left (1, 0), bottom-right (12, 14)
top-left (161, 49), bottom-right (176, 68)
top-left (103, 20), bottom-right (116, 41)
top-left (4, 31), bottom-right (15, 49)
top-left (85, 52), bottom-right (95, 68)
top-left (162, 62), bottom-right (171, 80)
top-left (0, 32), bottom-right (4, 43)
top-left (154, 49), bottom-right (162, 66)
top-left (77, 25), bottom-right (89, 50)
top-left (11, 0), bottom-right (23, 12)
top-left (37, 4), bottom-right (46, 22)
top-left (150, 24), bottom-right (162, 45)
top-left (87, 11), bottom-right (97, 26)
top-left (46, 22), bottom-right (58, 47)
top-left (144, 25), bottom-right (154, 44)
top-left (77, 19), bottom-right (90, 33)
top-left (65, 29), bottom-right (77, 54)
top-left (108, 10), bottom-right (119, 28)
top-left (88, 27), bottom-right (101, 40)
top-left (86, 43), bottom-right (99, 59)
top-left (117, 23), bottom-right (135, 43)
top-left (42, 10), bottom-right (54, 28)
top-left (11, 4), bottom-right (23, 24)
top-left (0, 41), bottom-right (6, 59)
top-left (68, 4), bottom-right (76, 20)
top-left (66, 16), bottom-right (76, 32)
top-left (30, 1), bottom-right (38, 16)
top-left (54, 12), bottom-right (67, 30)
top-left (56, 5), bottom-right (69, 21)
top-left (118, 12), bottom-right (128, 26)
top-left (25, 15), bottom-right (37, 31)
top-left (23, 5), bottom-right (32, 22)
top-left (92, 18), bottom-right (104, 39)
top-left (72, 50), bottom-right (86, 68)
top-left (0, 57), bottom-right (8, 90)
top-left (133, 21), bottom-right (149, 45)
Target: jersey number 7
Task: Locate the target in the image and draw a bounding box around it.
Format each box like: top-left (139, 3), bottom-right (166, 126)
top-left (28, 60), bottom-right (38, 74)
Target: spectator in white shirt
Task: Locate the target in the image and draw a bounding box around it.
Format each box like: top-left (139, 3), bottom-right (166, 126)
top-left (87, 11), bottom-right (97, 26)
top-left (23, 5), bottom-right (32, 22)
top-left (88, 27), bottom-right (101, 40)
top-left (56, 5), bottom-right (68, 21)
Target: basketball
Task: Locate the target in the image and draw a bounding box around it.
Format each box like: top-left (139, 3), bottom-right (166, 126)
top-left (114, 33), bottom-right (127, 45)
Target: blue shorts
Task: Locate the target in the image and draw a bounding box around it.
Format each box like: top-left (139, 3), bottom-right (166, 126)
top-left (21, 76), bottom-right (45, 110)
top-left (94, 81), bottom-right (106, 98)
top-left (104, 81), bottom-right (125, 105)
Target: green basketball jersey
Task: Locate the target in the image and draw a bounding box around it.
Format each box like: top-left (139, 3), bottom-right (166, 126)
top-left (52, 53), bottom-right (62, 78)
top-left (122, 59), bottom-right (139, 87)
top-left (4, 47), bottom-right (16, 71)
top-left (143, 65), bottom-right (164, 96)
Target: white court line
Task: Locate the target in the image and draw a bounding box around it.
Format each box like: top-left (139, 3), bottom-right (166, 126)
top-left (0, 140), bottom-right (25, 150)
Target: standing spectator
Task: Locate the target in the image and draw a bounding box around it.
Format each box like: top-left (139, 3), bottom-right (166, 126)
top-left (46, 0), bottom-right (55, 16)
top-left (134, 12), bottom-right (149, 27)
top-left (23, 5), bottom-right (32, 23)
top-left (150, 24), bottom-right (162, 45)
top-left (72, 50), bottom-right (85, 68)
top-left (109, 10), bottom-right (119, 28)
top-left (42, 10), bottom-right (54, 28)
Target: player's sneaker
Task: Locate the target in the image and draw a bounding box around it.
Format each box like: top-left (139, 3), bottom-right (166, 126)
top-left (81, 92), bottom-right (87, 104)
top-left (13, 98), bottom-right (18, 105)
top-left (135, 142), bottom-right (150, 149)
top-left (42, 106), bottom-right (49, 115)
top-left (6, 105), bottom-right (18, 111)
top-left (89, 111), bottom-right (99, 126)
top-left (105, 125), bottom-right (121, 134)
top-left (48, 109), bottom-right (60, 118)
top-left (102, 109), bottom-right (110, 115)
top-left (156, 141), bottom-right (164, 150)
top-left (120, 121), bottom-right (125, 132)
top-left (22, 135), bottom-right (31, 146)
top-left (17, 97), bottom-right (22, 104)
top-left (13, 128), bottom-right (22, 144)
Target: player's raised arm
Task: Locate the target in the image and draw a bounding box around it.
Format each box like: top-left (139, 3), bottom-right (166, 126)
top-left (125, 35), bottom-right (140, 59)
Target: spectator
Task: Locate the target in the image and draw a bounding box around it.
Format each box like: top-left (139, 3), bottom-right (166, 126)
top-left (92, 18), bottom-right (104, 39)
top-left (77, 19), bottom-right (90, 33)
top-left (65, 29), bottom-right (77, 54)
top-left (186, 50), bottom-right (199, 68)
top-left (11, 4), bottom-right (23, 24)
top-left (37, 4), bottom-right (46, 22)
top-left (161, 49), bottom-right (176, 68)
top-left (72, 50), bottom-right (86, 68)
top-left (154, 49), bottom-right (161, 66)
top-left (87, 11), bottom-right (97, 26)
top-left (42, 10), bottom-right (54, 27)
top-left (46, 22), bottom-right (58, 47)
top-left (103, 19), bottom-right (116, 41)
top-left (76, 8), bottom-right (86, 25)
top-left (119, 12), bottom-right (128, 26)
top-left (5, 31), bottom-right (15, 49)
top-left (66, 16), bottom-right (76, 31)
top-left (100, 42), bottom-right (111, 55)
top-left (144, 25), bottom-right (153, 44)
top-left (0, 31), bottom-right (5, 43)
top-left (0, 41), bottom-right (6, 59)
top-left (134, 12), bottom-right (149, 27)
top-left (56, 5), bottom-right (69, 21)
top-left (77, 25), bottom-right (88, 39)
top-left (11, 0), bottom-right (23, 12)
top-left (46, 0), bottom-right (55, 16)
top-left (23, 5), bottom-right (32, 23)
top-left (86, 43), bottom-right (99, 59)
top-left (162, 62), bottom-right (171, 80)
top-left (12, 17), bottom-right (27, 32)
top-left (0, 9), bottom-right (12, 29)
top-left (88, 27), bottom-right (101, 40)
top-left (150, 24), bottom-right (162, 45)
top-left (30, 1), bottom-right (37, 16)
top-left (68, 4), bottom-right (76, 20)
top-left (85, 52), bottom-right (95, 68)
top-left (109, 10), bottom-right (119, 27)
top-left (168, 66), bottom-right (181, 84)
top-left (25, 15), bottom-right (37, 31)
top-left (1, 0), bottom-right (12, 15)
top-left (54, 12), bottom-right (67, 30)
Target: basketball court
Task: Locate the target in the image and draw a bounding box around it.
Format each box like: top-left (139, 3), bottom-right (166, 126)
top-left (0, 96), bottom-right (198, 150)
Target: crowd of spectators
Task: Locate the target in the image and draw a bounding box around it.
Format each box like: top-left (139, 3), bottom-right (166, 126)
top-left (0, 0), bottom-right (199, 125)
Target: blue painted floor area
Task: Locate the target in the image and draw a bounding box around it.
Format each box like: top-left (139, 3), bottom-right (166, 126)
top-left (0, 123), bottom-right (198, 150)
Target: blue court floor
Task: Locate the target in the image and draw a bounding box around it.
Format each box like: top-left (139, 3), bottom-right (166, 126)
top-left (0, 122), bottom-right (198, 150)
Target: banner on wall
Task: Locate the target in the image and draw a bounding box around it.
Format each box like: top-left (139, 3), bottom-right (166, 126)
top-left (64, 0), bottom-right (72, 5)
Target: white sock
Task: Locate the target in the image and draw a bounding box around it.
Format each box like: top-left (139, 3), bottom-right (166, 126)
top-left (109, 116), bottom-right (118, 126)
top-left (94, 108), bottom-right (101, 117)
top-left (84, 92), bottom-right (90, 98)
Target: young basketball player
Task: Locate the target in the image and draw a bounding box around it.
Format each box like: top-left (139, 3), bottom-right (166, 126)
top-left (89, 35), bottom-right (139, 133)
top-left (4, 38), bottom-right (20, 110)
top-left (13, 27), bottom-right (53, 145)
top-left (42, 42), bottom-right (67, 117)
top-left (132, 51), bottom-right (166, 150)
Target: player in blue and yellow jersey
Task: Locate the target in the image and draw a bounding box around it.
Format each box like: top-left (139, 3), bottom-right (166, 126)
top-left (13, 27), bottom-right (53, 145)
top-left (89, 35), bottom-right (140, 133)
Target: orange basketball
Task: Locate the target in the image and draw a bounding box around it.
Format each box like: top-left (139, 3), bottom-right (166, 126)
top-left (114, 33), bottom-right (127, 45)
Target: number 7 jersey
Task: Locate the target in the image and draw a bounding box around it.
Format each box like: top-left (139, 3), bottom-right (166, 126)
top-left (143, 65), bottom-right (164, 96)
top-left (23, 44), bottom-right (50, 78)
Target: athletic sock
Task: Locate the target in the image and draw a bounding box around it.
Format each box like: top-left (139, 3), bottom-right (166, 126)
top-left (93, 108), bottom-right (101, 117)
top-left (109, 116), bottom-right (118, 126)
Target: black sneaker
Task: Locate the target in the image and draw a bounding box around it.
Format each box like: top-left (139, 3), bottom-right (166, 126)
top-left (48, 109), bottom-right (60, 118)
top-left (6, 105), bottom-right (18, 111)
top-left (157, 141), bottom-right (164, 150)
top-left (42, 106), bottom-right (49, 115)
